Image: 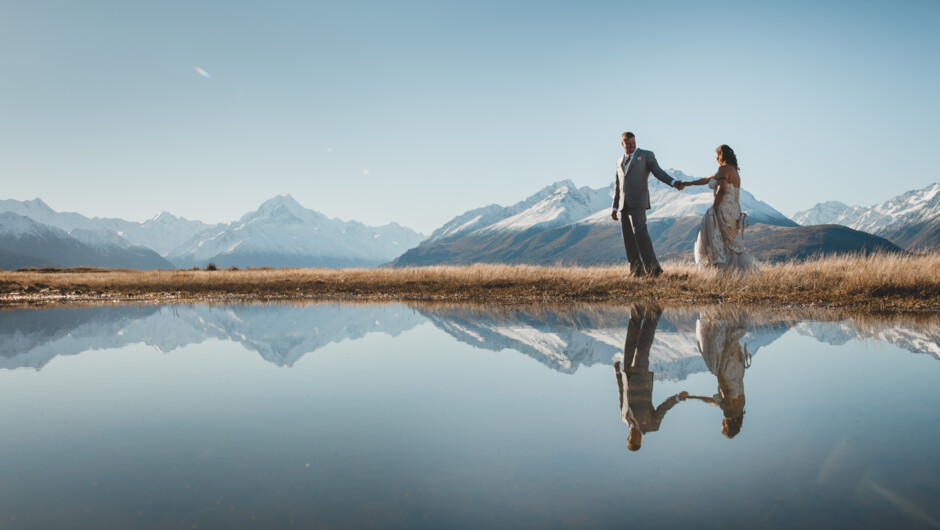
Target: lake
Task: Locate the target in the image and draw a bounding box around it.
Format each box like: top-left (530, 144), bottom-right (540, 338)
top-left (1, 302), bottom-right (938, 529)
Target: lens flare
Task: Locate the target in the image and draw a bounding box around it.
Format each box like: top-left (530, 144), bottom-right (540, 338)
top-left (193, 66), bottom-right (213, 79)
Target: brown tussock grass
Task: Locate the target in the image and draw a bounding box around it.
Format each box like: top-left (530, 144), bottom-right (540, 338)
top-left (1, 252), bottom-right (938, 313)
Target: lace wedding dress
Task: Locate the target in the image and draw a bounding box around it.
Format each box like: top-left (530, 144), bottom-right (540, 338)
top-left (694, 179), bottom-right (760, 273)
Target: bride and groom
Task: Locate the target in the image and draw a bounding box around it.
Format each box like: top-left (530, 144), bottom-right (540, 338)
top-left (611, 131), bottom-right (759, 276)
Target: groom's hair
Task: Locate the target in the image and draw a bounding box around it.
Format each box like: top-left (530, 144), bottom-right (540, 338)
top-left (622, 132), bottom-right (635, 140)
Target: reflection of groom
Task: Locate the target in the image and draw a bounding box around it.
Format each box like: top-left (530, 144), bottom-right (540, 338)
top-left (611, 132), bottom-right (685, 277)
top-left (614, 304), bottom-right (686, 451)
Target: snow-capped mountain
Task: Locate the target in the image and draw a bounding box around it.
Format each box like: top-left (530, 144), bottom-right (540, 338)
top-left (0, 212), bottom-right (171, 269)
top-left (790, 201), bottom-right (868, 226)
top-left (392, 172), bottom-right (900, 267)
top-left (471, 181), bottom-right (612, 236)
top-left (0, 195), bottom-right (425, 269)
top-left (425, 181), bottom-right (610, 244)
top-left (427, 174), bottom-right (793, 247)
top-left (646, 171), bottom-right (795, 226)
top-left (790, 183), bottom-right (940, 249)
top-left (0, 198), bottom-right (220, 256)
top-left (167, 194), bottom-right (425, 268)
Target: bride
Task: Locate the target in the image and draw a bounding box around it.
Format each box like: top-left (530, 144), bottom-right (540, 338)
top-left (681, 145), bottom-right (760, 273)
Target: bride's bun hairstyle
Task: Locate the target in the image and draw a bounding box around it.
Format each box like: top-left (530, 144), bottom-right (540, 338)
top-left (716, 145), bottom-right (740, 170)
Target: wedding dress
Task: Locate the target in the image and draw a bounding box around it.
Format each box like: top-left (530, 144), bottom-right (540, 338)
top-left (695, 315), bottom-right (749, 437)
top-left (694, 179), bottom-right (760, 273)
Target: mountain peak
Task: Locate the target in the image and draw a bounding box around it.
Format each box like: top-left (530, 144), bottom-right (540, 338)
top-left (244, 194), bottom-right (308, 220)
top-left (540, 180), bottom-right (577, 194)
top-left (262, 193), bottom-right (301, 207)
top-left (26, 198), bottom-right (53, 208)
top-left (253, 194), bottom-right (308, 216)
top-left (150, 211), bottom-right (178, 222)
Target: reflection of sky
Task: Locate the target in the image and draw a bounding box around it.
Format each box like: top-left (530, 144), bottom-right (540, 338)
top-left (0, 304), bottom-right (939, 527)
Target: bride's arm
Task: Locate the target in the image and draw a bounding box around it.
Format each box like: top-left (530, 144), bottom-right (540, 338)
top-left (684, 175), bottom-right (714, 186)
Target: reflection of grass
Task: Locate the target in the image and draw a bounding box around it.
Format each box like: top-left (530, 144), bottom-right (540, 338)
top-left (1, 252), bottom-right (938, 311)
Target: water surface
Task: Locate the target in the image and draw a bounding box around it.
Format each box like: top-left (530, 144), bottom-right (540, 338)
top-left (1, 303), bottom-right (939, 529)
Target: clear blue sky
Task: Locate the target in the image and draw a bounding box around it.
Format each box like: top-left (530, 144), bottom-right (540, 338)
top-left (1, 0), bottom-right (937, 233)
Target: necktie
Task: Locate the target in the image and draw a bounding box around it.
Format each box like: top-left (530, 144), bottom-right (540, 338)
top-left (623, 155), bottom-right (631, 171)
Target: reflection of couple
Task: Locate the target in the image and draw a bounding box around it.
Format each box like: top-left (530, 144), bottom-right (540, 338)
top-left (611, 132), bottom-right (759, 276)
top-left (613, 305), bottom-right (750, 450)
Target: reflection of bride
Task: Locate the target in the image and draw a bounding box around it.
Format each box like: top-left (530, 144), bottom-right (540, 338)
top-left (680, 145), bottom-right (760, 274)
top-left (686, 315), bottom-right (750, 438)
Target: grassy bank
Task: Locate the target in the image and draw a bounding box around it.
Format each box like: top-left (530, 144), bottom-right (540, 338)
top-left (1, 253), bottom-right (938, 312)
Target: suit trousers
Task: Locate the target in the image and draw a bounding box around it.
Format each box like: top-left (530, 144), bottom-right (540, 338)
top-left (620, 207), bottom-right (660, 274)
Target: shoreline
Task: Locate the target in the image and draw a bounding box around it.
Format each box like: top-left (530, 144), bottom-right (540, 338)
top-left (2, 254), bottom-right (939, 313)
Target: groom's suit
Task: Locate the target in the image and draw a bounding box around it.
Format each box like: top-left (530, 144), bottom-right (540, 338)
top-left (612, 149), bottom-right (679, 274)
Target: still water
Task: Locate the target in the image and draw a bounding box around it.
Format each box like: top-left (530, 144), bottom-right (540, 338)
top-left (1, 303), bottom-right (938, 529)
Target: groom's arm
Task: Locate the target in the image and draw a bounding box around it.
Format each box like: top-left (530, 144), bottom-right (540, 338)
top-left (611, 169), bottom-right (621, 219)
top-left (646, 152), bottom-right (681, 189)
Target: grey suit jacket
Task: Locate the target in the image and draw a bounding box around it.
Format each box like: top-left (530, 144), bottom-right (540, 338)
top-left (612, 149), bottom-right (677, 211)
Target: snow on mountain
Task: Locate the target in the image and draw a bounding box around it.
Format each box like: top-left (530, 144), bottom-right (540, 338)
top-left (425, 181), bottom-right (601, 243)
top-left (167, 194), bottom-right (425, 268)
top-left (0, 198), bottom-right (219, 256)
top-left (426, 172), bottom-right (793, 247)
top-left (0, 212), bottom-right (107, 268)
top-left (0, 195), bottom-right (424, 268)
top-left (0, 212), bottom-right (173, 269)
top-left (855, 182), bottom-right (940, 233)
top-left (480, 182), bottom-right (612, 234)
top-left (0, 211), bottom-right (57, 239)
top-left (790, 183), bottom-right (940, 236)
top-left (790, 201), bottom-right (867, 226)
top-left (648, 185), bottom-right (797, 226)
top-left (69, 228), bottom-right (138, 249)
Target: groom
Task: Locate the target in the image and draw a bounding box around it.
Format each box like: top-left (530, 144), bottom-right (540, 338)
top-left (611, 132), bottom-right (685, 277)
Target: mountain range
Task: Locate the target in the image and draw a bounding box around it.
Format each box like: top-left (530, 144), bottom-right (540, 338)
top-left (0, 195), bottom-right (425, 270)
top-left (790, 183), bottom-right (940, 250)
top-left (1, 175), bottom-right (935, 270)
top-left (392, 175), bottom-right (903, 266)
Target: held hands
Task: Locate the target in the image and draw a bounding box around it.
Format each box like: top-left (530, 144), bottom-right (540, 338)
top-left (679, 391), bottom-right (689, 401)
top-left (674, 181), bottom-right (686, 191)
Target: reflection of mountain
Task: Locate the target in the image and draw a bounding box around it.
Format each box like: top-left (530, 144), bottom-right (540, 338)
top-left (793, 321), bottom-right (940, 360)
top-left (0, 305), bottom-right (164, 369)
top-left (2, 304), bottom-right (937, 373)
top-left (418, 306), bottom-right (790, 380)
top-left (0, 304), bottom-right (424, 370)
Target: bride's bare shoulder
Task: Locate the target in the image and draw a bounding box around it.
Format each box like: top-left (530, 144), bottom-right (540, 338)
top-left (717, 165), bottom-right (740, 185)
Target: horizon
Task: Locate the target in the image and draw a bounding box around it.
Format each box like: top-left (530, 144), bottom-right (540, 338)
top-left (5, 176), bottom-right (937, 235)
top-left (2, 1), bottom-right (938, 234)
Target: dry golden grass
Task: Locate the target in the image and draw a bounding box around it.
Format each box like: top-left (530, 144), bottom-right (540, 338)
top-left (1, 252), bottom-right (938, 312)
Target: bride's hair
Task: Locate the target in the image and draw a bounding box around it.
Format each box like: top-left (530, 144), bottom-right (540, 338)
top-left (716, 145), bottom-right (740, 170)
